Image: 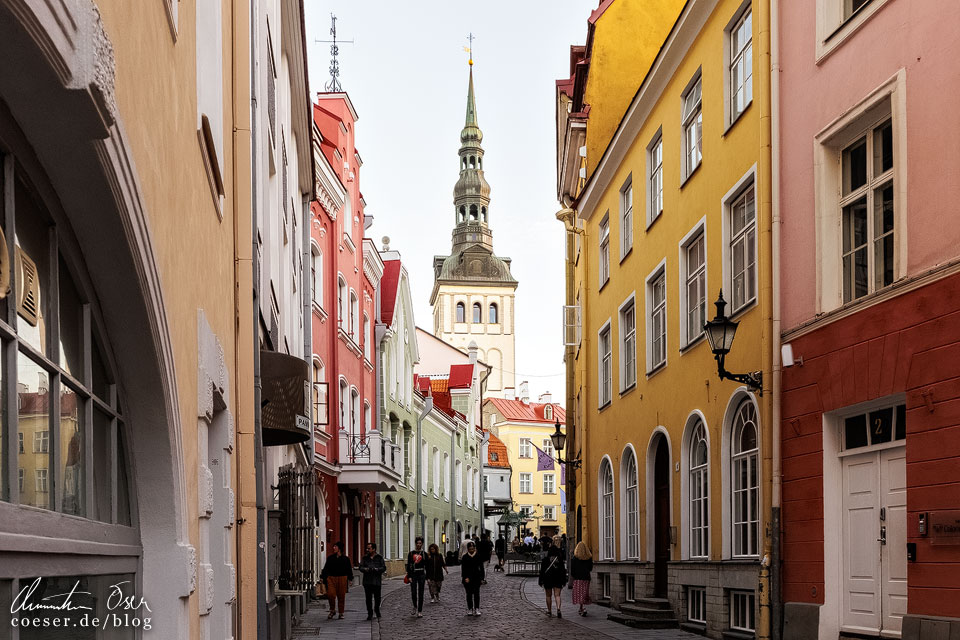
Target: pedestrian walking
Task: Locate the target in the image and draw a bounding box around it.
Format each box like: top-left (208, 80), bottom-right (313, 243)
top-left (405, 536), bottom-right (427, 618)
top-left (460, 540), bottom-right (485, 617)
top-left (570, 541), bottom-right (594, 617)
top-left (359, 542), bottom-right (386, 620)
top-left (538, 537), bottom-right (567, 618)
top-left (426, 543), bottom-right (449, 603)
top-left (319, 541), bottom-right (353, 620)
top-left (459, 535), bottom-right (472, 561)
top-left (494, 535), bottom-right (506, 572)
top-left (479, 532), bottom-right (493, 567)
top-left (560, 533), bottom-right (568, 557)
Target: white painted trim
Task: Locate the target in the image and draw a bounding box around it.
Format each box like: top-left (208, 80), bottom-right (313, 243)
top-left (720, 165), bottom-right (759, 316)
top-left (645, 128), bottom-right (664, 228)
top-left (644, 426), bottom-right (674, 562)
top-left (618, 444), bottom-right (641, 560)
top-left (597, 454), bottom-right (616, 561)
top-left (722, 0), bottom-right (754, 131)
top-left (679, 410), bottom-right (711, 560)
top-left (617, 292), bottom-right (638, 393)
top-left (677, 217), bottom-right (708, 349)
top-left (720, 388), bottom-right (762, 559)
top-left (815, 0), bottom-right (894, 63)
top-left (644, 259), bottom-right (669, 374)
top-left (597, 318), bottom-right (613, 409)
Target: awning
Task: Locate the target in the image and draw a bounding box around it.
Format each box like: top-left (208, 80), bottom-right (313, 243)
top-left (261, 350), bottom-right (311, 446)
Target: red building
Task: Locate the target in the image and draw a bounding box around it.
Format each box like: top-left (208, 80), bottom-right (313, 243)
top-left (310, 92), bottom-right (381, 565)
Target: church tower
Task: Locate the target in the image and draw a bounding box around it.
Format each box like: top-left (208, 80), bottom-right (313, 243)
top-left (431, 62), bottom-right (518, 395)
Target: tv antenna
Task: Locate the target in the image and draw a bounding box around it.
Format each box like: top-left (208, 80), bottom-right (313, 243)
top-left (315, 13), bottom-right (354, 92)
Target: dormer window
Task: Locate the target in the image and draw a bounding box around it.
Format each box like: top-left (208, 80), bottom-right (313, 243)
top-left (544, 405), bottom-right (553, 420)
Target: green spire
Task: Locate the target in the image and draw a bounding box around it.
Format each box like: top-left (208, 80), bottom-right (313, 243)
top-left (465, 67), bottom-right (478, 127)
top-left (460, 66), bottom-right (482, 146)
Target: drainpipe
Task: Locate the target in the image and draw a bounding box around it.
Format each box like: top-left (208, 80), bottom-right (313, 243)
top-left (770, 0), bottom-right (783, 636)
top-left (556, 203), bottom-right (579, 562)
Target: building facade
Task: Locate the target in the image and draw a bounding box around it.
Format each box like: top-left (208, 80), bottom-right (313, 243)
top-left (482, 430), bottom-right (513, 534)
top-left (484, 393), bottom-right (567, 538)
top-left (777, 1), bottom-right (960, 638)
top-left (557, 0), bottom-right (773, 637)
top-left (430, 63), bottom-right (518, 396)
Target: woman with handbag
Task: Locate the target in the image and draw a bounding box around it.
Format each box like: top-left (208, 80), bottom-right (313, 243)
top-left (538, 536), bottom-right (567, 618)
top-left (319, 542), bottom-right (353, 620)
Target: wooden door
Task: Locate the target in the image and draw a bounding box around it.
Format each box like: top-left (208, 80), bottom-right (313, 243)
top-left (880, 447), bottom-right (907, 634)
top-left (842, 452), bottom-right (882, 632)
top-left (654, 438), bottom-right (670, 597)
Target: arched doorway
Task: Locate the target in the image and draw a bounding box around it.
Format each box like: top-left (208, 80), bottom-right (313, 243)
top-left (653, 435), bottom-right (671, 597)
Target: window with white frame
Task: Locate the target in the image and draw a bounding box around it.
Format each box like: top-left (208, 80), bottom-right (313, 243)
top-left (456, 302), bottom-right (466, 323)
top-left (544, 505), bottom-right (556, 521)
top-left (599, 213), bottom-right (610, 287)
top-left (543, 473), bottom-right (555, 494)
top-left (363, 314), bottom-right (371, 360)
top-left (620, 298), bottom-right (636, 390)
top-left (682, 73), bottom-right (703, 180)
top-left (682, 229), bottom-right (707, 346)
top-left (689, 419), bottom-right (709, 559)
top-left (688, 587), bottom-right (707, 624)
top-left (519, 505), bottom-right (533, 517)
top-left (544, 404), bottom-right (554, 421)
top-left (34, 430), bottom-right (49, 453)
top-left (443, 453), bottom-right (451, 499)
top-left (36, 468), bottom-right (48, 493)
top-left (844, 0), bottom-right (872, 20)
top-left (541, 437), bottom-right (554, 457)
top-left (599, 323), bottom-right (612, 406)
top-left (519, 437), bottom-right (532, 458)
top-left (841, 119), bottom-right (894, 303)
top-left (732, 399), bottom-right (759, 557)
top-left (620, 176), bottom-right (633, 258)
top-left (349, 290), bottom-right (359, 339)
top-left (472, 302), bottom-right (482, 323)
top-left (519, 472), bottom-right (532, 494)
top-left (18, 468), bottom-right (24, 493)
top-left (729, 182), bottom-right (757, 313)
top-left (364, 402), bottom-right (371, 433)
top-left (311, 246), bottom-right (322, 307)
top-left (456, 460), bottom-right (463, 503)
top-left (624, 449), bottom-right (639, 559)
top-left (624, 575), bottom-right (636, 601)
top-left (18, 432), bottom-right (23, 453)
top-left (351, 388), bottom-right (360, 435)
top-left (648, 133), bottom-right (663, 224)
top-left (338, 276), bottom-right (347, 329)
top-left (600, 459), bottom-right (615, 560)
top-left (339, 379), bottom-right (348, 430)
top-left (730, 590), bottom-right (756, 631)
top-left (648, 268), bottom-right (667, 371)
top-left (422, 440), bottom-right (429, 493)
top-left (433, 448), bottom-right (441, 496)
top-left (729, 8), bottom-right (753, 123)
top-left (489, 303), bottom-right (499, 324)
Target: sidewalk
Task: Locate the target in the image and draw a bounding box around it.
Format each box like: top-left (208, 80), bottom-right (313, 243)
top-left (292, 576), bottom-right (407, 640)
top-left (519, 577), bottom-right (701, 640)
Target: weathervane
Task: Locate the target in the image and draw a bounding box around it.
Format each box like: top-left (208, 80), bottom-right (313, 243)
top-left (464, 32), bottom-right (475, 66)
top-left (315, 13), bottom-right (354, 92)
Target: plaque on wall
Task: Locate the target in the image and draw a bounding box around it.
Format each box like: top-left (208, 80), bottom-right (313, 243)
top-left (929, 511), bottom-right (960, 545)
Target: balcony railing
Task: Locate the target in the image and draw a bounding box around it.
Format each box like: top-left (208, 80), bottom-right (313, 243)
top-left (339, 430), bottom-right (402, 476)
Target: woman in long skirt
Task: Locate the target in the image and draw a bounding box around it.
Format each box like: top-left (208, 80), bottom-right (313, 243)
top-left (570, 541), bottom-right (594, 616)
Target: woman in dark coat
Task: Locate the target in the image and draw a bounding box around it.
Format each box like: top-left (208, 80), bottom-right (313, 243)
top-left (538, 537), bottom-right (568, 618)
top-left (460, 541), bottom-right (485, 616)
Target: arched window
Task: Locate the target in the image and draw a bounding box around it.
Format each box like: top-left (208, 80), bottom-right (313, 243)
top-left (311, 245), bottom-right (322, 307)
top-left (469, 204), bottom-right (478, 221)
top-left (458, 205), bottom-right (466, 223)
top-left (599, 459), bottom-right (615, 560)
top-left (456, 302), bottom-right (466, 323)
top-left (623, 449), bottom-right (639, 559)
top-left (349, 290), bottom-right (359, 339)
top-left (478, 157), bottom-right (483, 169)
top-left (339, 378), bottom-right (349, 431)
top-left (363, 314), bottom-right (371, 360)
top-left (472, 302), bottom-right (482, 323)
top-left (544, 404), bottom-right (553, 421)
top-left (489, 303), bottom-right (498, 324)
top-left (338, 276), bottom-right (347, 328)
top-left (470, 156), bottom-right (476, 169)
top-left (461, 157), bottom-right (467, 170)
top-left (481, 206), bottom-right (487, 221)
top-left (732, 400), bottom-right (759, 557)
top-left (350, 387), bottom-right (360, 435)
top-left (689, 419), bottom-right (709, 558)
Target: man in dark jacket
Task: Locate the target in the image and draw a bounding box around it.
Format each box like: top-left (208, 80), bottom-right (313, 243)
top-left (359, 542), bottom-right (386, 620)
top-left (494, 535), bottom-right (506, 571)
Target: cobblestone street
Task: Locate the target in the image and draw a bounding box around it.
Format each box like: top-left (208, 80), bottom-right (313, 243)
top-left (294, 563), bottom-right (700, 640)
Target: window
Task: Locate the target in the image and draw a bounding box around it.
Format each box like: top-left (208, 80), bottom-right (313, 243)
top-left (519, 472), bottom-right (532, 494)
top-left (443, 453), bottom-right (451, 500)
top-left (422, 441), bottom-right (429, 493)
top-left (599, 213), bottom-right (610, 287)
top-left (647, 267), bottom-right (667, 371)
top-left (35, 469), bottom-right (49, 493)
top-left (519, 438), bottom-right (532, 458)
top-left (619, 298), bottom-right (636, 391)
top-left (730, 591), bottom-right (756, 632)
top-left (688, 587), bottom-right (707, 624)
top-left (337, 276), bottom-right (347, 329)
top-left (648, 133), bottom-right (663, 224)
top-left (34, 430), bottom-right (49, 453)
top-left (599, 323), bottom-right (612, 407)
top-left (19, 468), bottom-right (24, 493)
top-left (456, 302), bottom-right (466, 323)
top-left (351, 388), bottom-right (360, 435)
top-left (544, 505), bottom-right (557, 521)
top-left (433, 448), bottom-right (441, 497)
top-left (483, 475), bottom-right (488, 492)
top-left (456, 459), bottom-right (463, 503)
top-left (490, 452), bottom-right (499, 462)
top-left (541, 438), bottom-right (554, 457)
top-left (543, 473), bottom-right (555, 494)
top-left (599, 459), bottom-right (615, 560)
top-left (349, 291), bottom-right (359, 339)
top-left (689, 420), bottom-right (709, 559)
top-left (489, 303), bottom-right (498, 324)
top-left (682, 229), bottom-right (707, 346)
top-left (841, 119), bottom-right (894, 303)
top-left (624, 449), bottom-right (639, 559)
top-left (18, 432), bottom-right (24, 454)
top-left (620, 176), bottom-right (633, 258)
top-left (844, 0), bottom-right (872, 20)
top-left (363, 315), bottom-right (371, 360)
top-left (729, 182), bottom-right (757, 312)
top-left (602, 573), bottom-right (612, 599)
top-left (544, 405), bottom-right (554, 421)
top-left (472, 302), bottom-right (482, 323)
top-left (624, 575), bottom-right (636, 601)
top-left (842, 403), bottom-right (906, 451)
top-left (732, 399), bottom-right (759, 557)
top-left (682, 73), bottom-right (703, 179)
top-left (520, 505), bottom-right (533, 517)
top-left (729, 8), bottom-right (753, 122)
top-left (311, 246), bottom-right (322, 307)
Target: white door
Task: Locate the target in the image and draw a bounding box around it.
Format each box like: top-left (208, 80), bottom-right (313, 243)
top-left (842, 447), bottom-right (907, 636)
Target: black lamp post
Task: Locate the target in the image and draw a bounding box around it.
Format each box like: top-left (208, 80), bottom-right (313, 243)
top-left (550, 419), bottom-right (582, 468)
top-left (703, 290), bottom-right (762, 394)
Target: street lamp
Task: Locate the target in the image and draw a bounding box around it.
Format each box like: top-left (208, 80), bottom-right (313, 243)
top-left (703, 290), bottom-right (762, 394)
top-left (550, 419), bottom-right (581, 468)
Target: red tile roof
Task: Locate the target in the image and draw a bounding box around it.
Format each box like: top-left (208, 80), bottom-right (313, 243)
top-left (380, 259), bottom-right (402, 326)
top-left (485, 397), bottom-right (566, 424)
top-left (486, 430), bottom-right (510, 468)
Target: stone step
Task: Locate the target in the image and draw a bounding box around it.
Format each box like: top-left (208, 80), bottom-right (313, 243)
top-left (619, 603), bottom-right (678, 620)
top-left (594, 597), bottom-right (613, 608)
top-left (607, 612), bottom-right (680, 630)
top-left (633, 596), bottom-right (673, 610)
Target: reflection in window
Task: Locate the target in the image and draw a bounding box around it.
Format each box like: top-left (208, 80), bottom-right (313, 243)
top-left (61, 385), bottom-right (84, 517)
top-left (58, 259), bottom-right (84, 377)
top-left (19, 356), bottom-right (50, 509)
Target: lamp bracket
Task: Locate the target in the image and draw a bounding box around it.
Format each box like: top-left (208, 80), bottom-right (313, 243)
top-left (715, 354), bottom-right (763, 396)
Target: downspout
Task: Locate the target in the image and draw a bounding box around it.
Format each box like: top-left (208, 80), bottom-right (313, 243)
top-left (556, 201), bottom-right (579, 563)
top-left (770, 0), bottom-right (783, 636)
top-left (249, 3), bottom-right (269, 638)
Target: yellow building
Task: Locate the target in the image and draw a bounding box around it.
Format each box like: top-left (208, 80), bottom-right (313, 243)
top-left (484, 393), bottom-right (567, 537)
top-left (557, 1), bottom-right (773, 638)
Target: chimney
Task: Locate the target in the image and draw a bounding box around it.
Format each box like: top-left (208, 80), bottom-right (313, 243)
top-left (538, 392), bottom-right (552, 404)
top-left (468, 340), bottom-right (478, 365)
top-left (519, 381), bottom-right (530, 405)
top-left (503, 386), bottom-right (515, 400)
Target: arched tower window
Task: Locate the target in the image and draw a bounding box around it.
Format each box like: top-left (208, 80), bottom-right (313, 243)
top-left (461, 157), bottom-right (467, 170)
top-left (469, 156), bottom-right (476, 169)
top-left (458, 206), bottom-right (466, 223)
top-left (488, 303), bottom-right (498, 324)
top-left (481, 206), bottom-right (487, 222)
top-left (472, 303), bottom-right (482, 323)
top-left (732, 399), bottom-right (759, 557)
top-left (478, 157), bottom-right (483, 169)
top-left (456, 302), bottom-right (466, 323)
top-left (469, 204), bottom-right (478, 221)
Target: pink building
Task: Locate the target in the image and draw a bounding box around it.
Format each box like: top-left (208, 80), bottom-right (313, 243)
top-left (777, 1), bottom-right (960, 639)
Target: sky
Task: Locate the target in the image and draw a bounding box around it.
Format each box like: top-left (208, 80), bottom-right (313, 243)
top-left (304, 1), bottom-right (594, 406)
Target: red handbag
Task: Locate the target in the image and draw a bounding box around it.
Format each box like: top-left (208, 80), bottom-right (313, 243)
top-left (404, 575), bottom-right (410, 584)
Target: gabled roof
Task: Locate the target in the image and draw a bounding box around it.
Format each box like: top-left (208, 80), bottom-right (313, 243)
top-left (486, 397), bottom-right (566, 424)
top-left (380, 259), bottom-right (402, 325)
top-left (486, 430), bottom-right (510, 468)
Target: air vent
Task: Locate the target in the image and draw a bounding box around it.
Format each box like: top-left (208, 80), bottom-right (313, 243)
top-left (15, 246), bottom-right (40, 326)
top-left (0, 227), bottom-right (9, 298)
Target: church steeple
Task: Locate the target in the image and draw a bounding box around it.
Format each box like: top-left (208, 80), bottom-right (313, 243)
top-left (452, 64), bottom-right (493, 252)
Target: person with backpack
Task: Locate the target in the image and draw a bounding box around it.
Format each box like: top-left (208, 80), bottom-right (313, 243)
top-left (425, 543), bottom-right (449, 603)
top-left (405, 536), bottom-right (427, 618)
top-left (460, 540), bottom-right (485, 616)
top-left (570, 541), bottom-right (594, 617)
top-left (359, 542), bottom-right (386, 620)
top-left (538, 536), bottom-right (567, 618)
